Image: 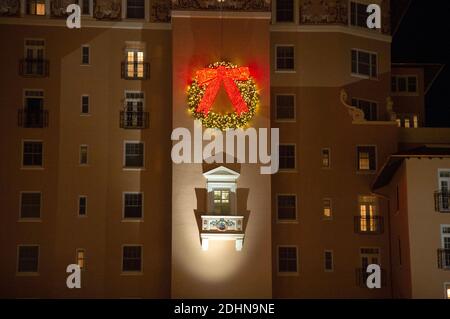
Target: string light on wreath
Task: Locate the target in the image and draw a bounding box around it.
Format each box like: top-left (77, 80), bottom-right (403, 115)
top-left (187, 61), bottom-right (259, 130)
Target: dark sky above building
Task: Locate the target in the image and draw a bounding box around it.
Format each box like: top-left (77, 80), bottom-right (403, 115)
top-left (392, 1), bottom-right (450, 127)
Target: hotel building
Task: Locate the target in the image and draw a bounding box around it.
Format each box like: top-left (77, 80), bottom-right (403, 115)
top-left (0, 0), bottom-right (449, 299)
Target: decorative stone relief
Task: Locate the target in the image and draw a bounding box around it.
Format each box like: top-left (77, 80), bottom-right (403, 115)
top-left (340, 90), bottom-right (365, 122)
top-left (171, 0), bottom-right (271, 11)
top-left (51, 0), bottom-right (76, 17)
top-left (0, 0), bottom-right (20, 16)
top-left (150, 0), bottom-right (171, 22)
top-left (299, 0), bottom-right (348, 25)
top-left (94, 0), bottom-right (121, 20)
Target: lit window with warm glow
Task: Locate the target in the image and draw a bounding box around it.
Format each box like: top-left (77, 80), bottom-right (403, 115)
top-left (446, 285), bottom-right (450, 299)
top-left (405, 118), bottom-right (410, 128)
top-left (125, 50), bottom-right (145, 79)
top-left (359, 196), bottom-right (377, 232)
top-left (213, 190), bottom-right (230, 215)
top-left (323, 198), bottom-right (332, 219)
top-left (76, 249), bottom-right (85, 270)
top-left (413, 115), bottom-right (419, 128)
top-left (357, 146), bottom-right (376, 171)
top-left (27, 0), bottom-right (46, 15)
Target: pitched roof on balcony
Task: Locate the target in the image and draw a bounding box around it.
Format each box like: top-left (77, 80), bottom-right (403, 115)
top-left (372, 146), bottom-right (450, 190)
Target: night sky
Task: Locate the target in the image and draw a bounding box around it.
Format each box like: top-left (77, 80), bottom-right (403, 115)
top-left (392, 1), bottom-right (450, 127)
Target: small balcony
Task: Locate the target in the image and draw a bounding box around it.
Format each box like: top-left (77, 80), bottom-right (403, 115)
top-left (355, 268), bottom-right (387, 288)
top-left (354, 216), bottom-right (384, 235)
top-left (19, 59), bottom-right (49, 77)
top-left (200, 215), bottom-right (245, 251)
top-left (434, 191), bottom-right (450, 213)
top-left (120, 61), bottom-right (150, 80)
top-left (120, 111), bottom-right (149, 129)
top-left (438, 249), bottom-right (450, 270)
top-left (18, 109), bottom-right (49, 128)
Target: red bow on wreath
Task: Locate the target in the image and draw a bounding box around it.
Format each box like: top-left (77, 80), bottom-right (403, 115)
top-left (195, 66), bottom-right (250, 116)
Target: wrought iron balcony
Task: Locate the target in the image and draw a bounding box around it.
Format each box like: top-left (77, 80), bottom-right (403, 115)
top-left (200, 215), bottom-right (245, 251)
top-left (19, 59), bottom-right (49, 77)
top-left (434, 191), bottom-right (450, 213)
top-left (355, 268), bottom-right (387, 288)
top-left (354, 216), bottom-right (384, 235)
top-left (18, 109), bottom-right (49, 128)
top-left (121, 61), bottom-right (150, 80)
top-left (120, 111), bottom-right (149, 129)
top-left (438, 249), bottom-right (450, 269)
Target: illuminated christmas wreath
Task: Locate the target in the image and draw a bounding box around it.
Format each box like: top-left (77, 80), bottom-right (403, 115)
top-left (187, 61), bottom-right (259, 130)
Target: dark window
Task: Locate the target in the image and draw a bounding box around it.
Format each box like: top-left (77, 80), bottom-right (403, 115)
top-left (127, 0), bottom-right (145, 19)
top-left (324, 251), bottom-right (333, 271)
top-left (351, 49), bottom-right (377, 78)
top-left (398, 77), bottom-right (407, 92)
top-left (276, 95), bottom-right (295, 120)
top-left (276, 46), bottom-right (295, 71)
top-left (279, 145), bottom-right (296, 170)
top-left (392, 76), bottom-right (418, 93)
top-left (322, 148), bottom-right (331, 168)
top-left (276, 0), bottom-right (294, 22)
top-left (20, 193), bottom-right (41, 219)
top-left (23, 141), bottom-right (43, 167)
top-left (81, 95), bottom-right (89, 114)
top-left (357, 146), bottom-right (376, 171)
top-left (277, 195), bottom-right (296, 221)
top-left (79, 196), bottom-right (87, 216)
top-left (125, 142), bottom-right (144, 168)
top-left (122, 246), bottom-right (142, 272)
top-left (18, 246), bottom-right (39, 273)
top-left (350, 2), bottom-right (369, 28)
top-left (81, 46), bottom-right (90, 64)
top-left (351, 98), bottom-right (378, 121)
top-left (408, 76), bottom-right (417, 92)
top-left (124, 193), bottom-right (143, 219)
top-left (81, 0), bottom-right (90, 15)
top-left (80, 145), bottom-right (88, 165)
top-left (278, 246), bottom-right (297, 273)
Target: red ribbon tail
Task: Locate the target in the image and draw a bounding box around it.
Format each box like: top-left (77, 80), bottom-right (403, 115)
top-left (223, 77), bottom-right (249, 115)
top-left (197, 77), bottom-right (222, 115)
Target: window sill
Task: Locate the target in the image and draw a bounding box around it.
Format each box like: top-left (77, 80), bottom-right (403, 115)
top-left (275, 119), bottom-right (297, 123)
top-left (20, 166), bottom-right (44, 170)
top-left (276, 220), bottom-right (299, 224)
top-left (278, 169), bottom-right (298, 174)
top-left (120, 271), bottom-right (143, 276)
top-left (123, 167), bottom-right (146, 171)
top-left (121, 219), bottom-right (144, 223)
top-left (356, 170), bottom-right (377, 175)
top-left (17, 218), bottom-right (42, 223)
top-left (16, 272), bottom-right (40, 277)
top-left (322, 217), bottom-right (333, 221)
top-left (277, 272), bottom-right (299, 277)
top-left (275, 70), bottom-right (297, 74)
top-left (351, 73), bottom-right (378, 81)
top-left (80, 113), bottom-right (92, 117)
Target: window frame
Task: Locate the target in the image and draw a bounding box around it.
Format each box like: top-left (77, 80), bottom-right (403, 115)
top-left (79, 144), bottom-right (89, 166)
top-left (121, 244), bottom-right (143, 274)
top-left (16, 244), bottom-right (40, 275)
top-left (356, 145), bottom-right (377, 173)
top-left (275, 45), bottom-right (296, 73)
top-left (76, 248), bottom-right (86, 270)
top-left (323, 198), bottom-right (333, 220)
top-left (444, 282), bottom-right (450, 300)
top-left (351, 97), bottom-right (379, 121)
top-left (21, 139), bottom-right (43, 169)
top-left (275, 0), bottom-right (295, 23)
top-left (125, 0), bottom-right (146, 20)
top-left (279, 143), bottom-right (297, 172)
top-left (78, 195), bottom-right (87, 217)
top-left (81, 45), bottom-right (90, 65)
top-left (80, 0), bottom-right (92, 16)
top-left (26, 0), bottom-right (46, 16)
top-left (81, 94), bottom-right (90, 115)
top-left (324, 250), bottom-right (334, 272)
top-left (19, 191), bottom-right (42, 221)
top-left (275, 94), bottom-right (296, 122)
top-left (351, 48), bottom-right (378, 80)
top-left (123, 141), bottom-right (145, 170)
top-left (321, 148), bottom-right (331, 169)
top-left (122, 192), bottom-right (144, 221)
top-left (391, 75), bottom-right (419, 96)
top-left (276, 194), bottom-right (298, 223)
top-left (277, 245), bottom-right (299, 276)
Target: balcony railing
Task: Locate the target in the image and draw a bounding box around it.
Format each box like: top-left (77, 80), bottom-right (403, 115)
top-left (19, 59), bottom-right (49, 77)
top-left (121, 62), bottom-right (150, 80)
top-left (18, 109), bottom-right (49, 128)
top-left (438, 249), bottom-right (450, 269)
top-left (434, 191), bottom-right (450, 213)
top-left (354, 216), bottom-right (384, 235)
top-left (355, 268), bottom-right (387, 288)
top-left (120, 111), bottom-right (149, 129)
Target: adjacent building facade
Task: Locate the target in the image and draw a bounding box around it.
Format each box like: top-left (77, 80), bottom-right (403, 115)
top-left (0, 0), bottom-right (449, 298)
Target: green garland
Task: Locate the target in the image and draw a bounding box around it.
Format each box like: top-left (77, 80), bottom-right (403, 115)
top-left (187, 61), bottom-right (259, 131)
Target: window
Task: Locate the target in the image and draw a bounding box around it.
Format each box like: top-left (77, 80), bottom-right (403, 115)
top-left (323, 198), bottom-right (332, 219)
top-left (26, 0), bottom-right (45, 15)
top-left (357, 146), bottom-right (376, 171)
top-left (23, 141), bottom-right (43, 167)
top-left (80, 0), bottom-right (91, 15)
top-left (76, 249), bottom-right (86, 270)
top-left (351, 98), bottom-right (378, 121)
top-left (279, 145), bottom-right (296, 170)
top-left (78, 196), bottom-right (87, 216)
top-left (351, 49), bottom-right (377, 78)
top-left (23, 90), bottom-right (45, 128)
top-left (350, 2), bottom-right (369, 28)
top-left (122, 246), bottom-right (142, 272)
top-left (392, 75), bottom-right (418, 94)
top-left (127, 0), bottom-right (145, 19)
top-left (123, 49), bottom-right (146, 79)
top-left (441, 226), bottom-right (450, 269)
top-left (276, 0), bottom-right (294, 22)
top-left (360, 247), bottom-right (380, 269)
top-left (81, 46), bottom-right (90, 65)
top-left (324, 251), bottom-right (334, 272)
top-left (276, 95), bottom-right (295, 121)
top-left (23, 40), bottom-right (46, 76)
top-left (276, 46), bottom-right (295, 71)
top-left (81, 95), bottom-right (89, 114)
top-left (20, 192), bottom-right (41, 219)
top-left (321, 148), bottom-right (331, 169)
top-left (124, 193), bottom-right (143, 219)
top-left (213, 190), bottom-right (230, 215)
top-left (79, 145), bottom-right (88, 165)
top-left (278, 246), bottom-right (298, 274)
top-left (17, 245), bottom-right (39, 273)
top-left (122, 91), bottom-right (146, 128)
top-left (359, 196), bottom-right (378, 232)
top-left (277, 195), bottom-right (296, 221)
top-left (124, 142), bottom-right (144, 168)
